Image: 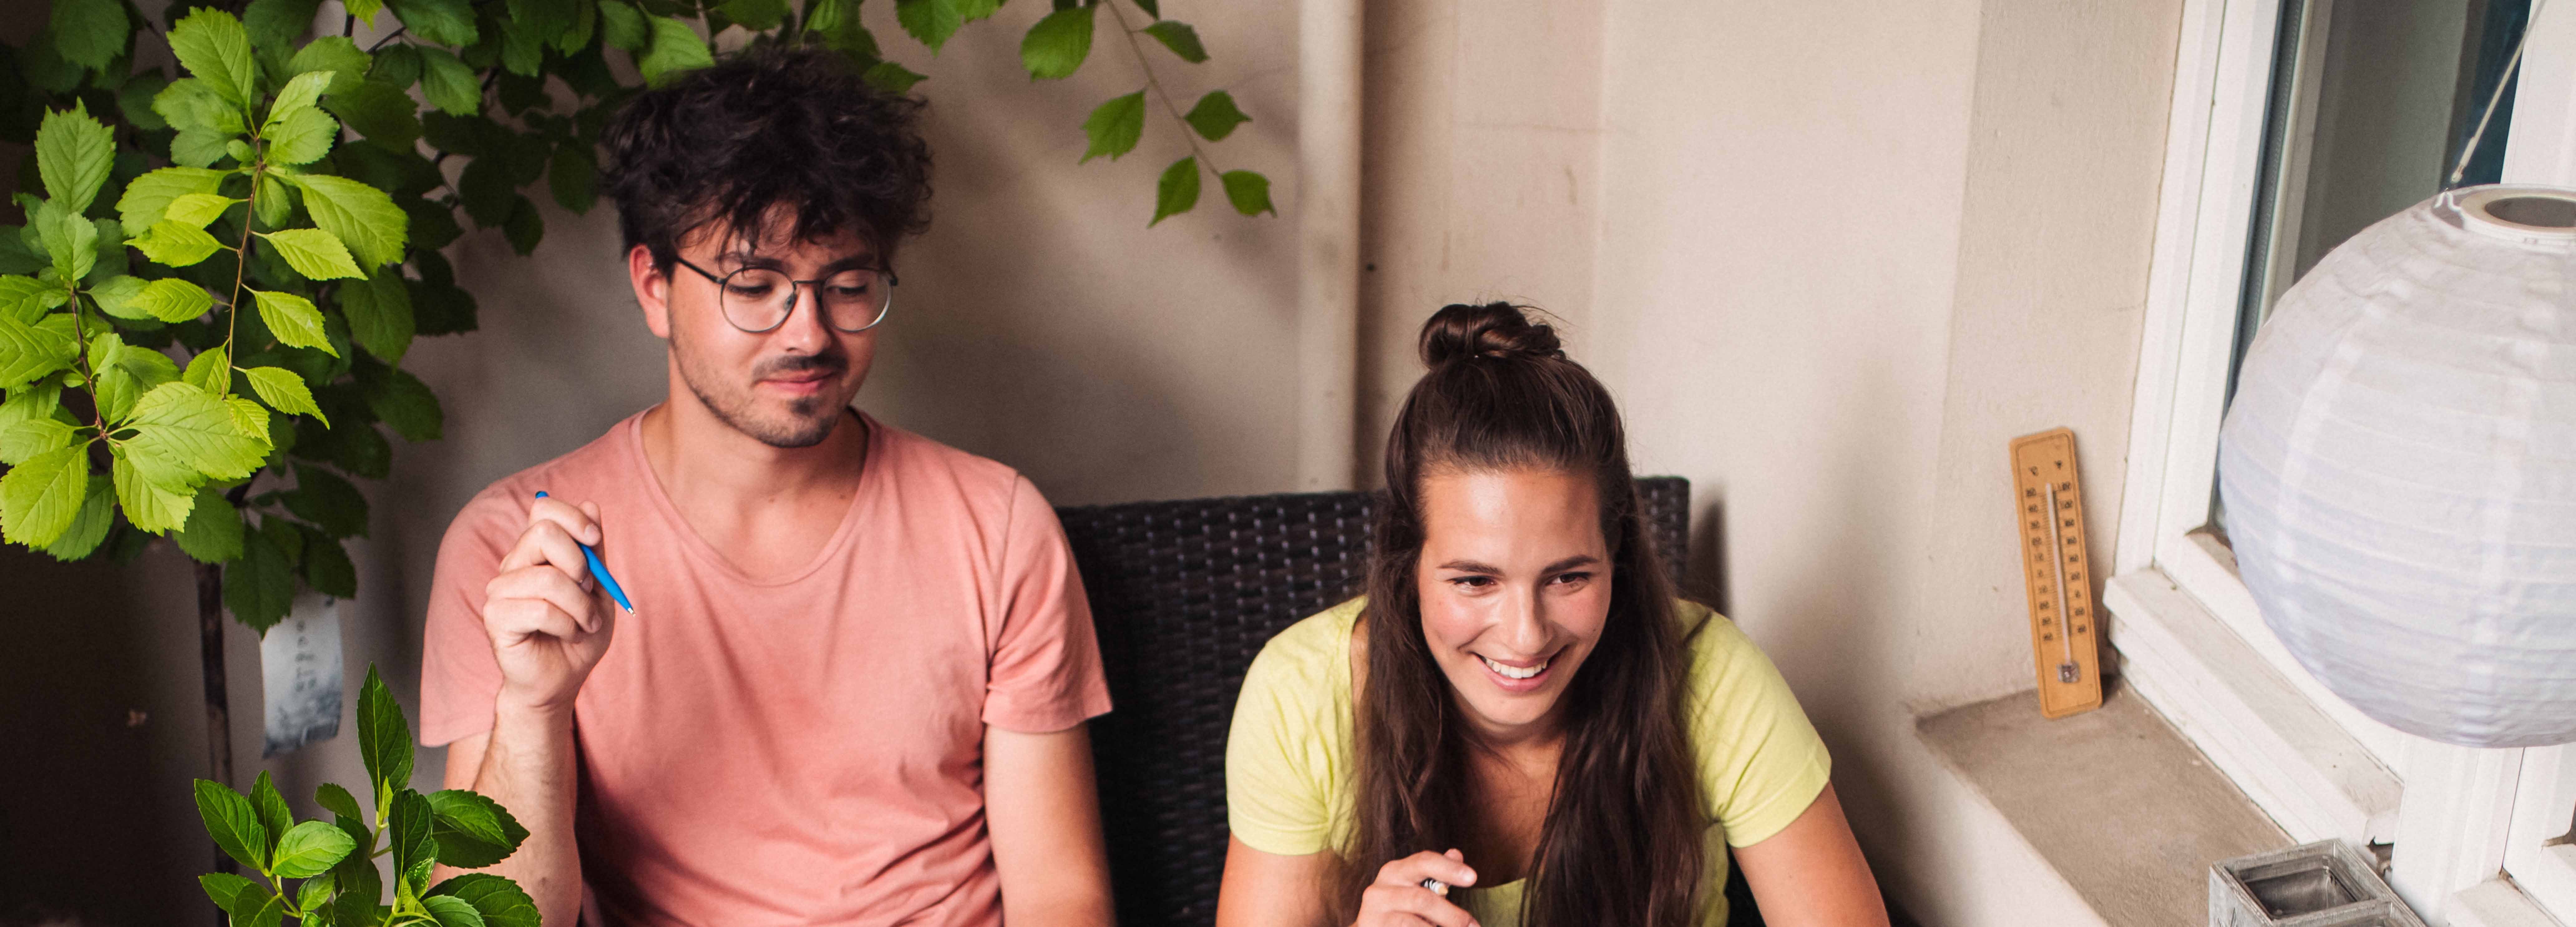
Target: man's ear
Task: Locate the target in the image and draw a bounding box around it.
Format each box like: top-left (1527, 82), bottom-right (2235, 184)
top-left (630, 244), bottom-right (673, 339)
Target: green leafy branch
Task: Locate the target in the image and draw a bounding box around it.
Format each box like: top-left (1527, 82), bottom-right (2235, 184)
top-left (194, 668), bottom-right (536, 927)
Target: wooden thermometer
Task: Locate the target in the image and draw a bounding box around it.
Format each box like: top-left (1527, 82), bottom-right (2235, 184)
top-left (2011, 428), bottom-right (2102, 719)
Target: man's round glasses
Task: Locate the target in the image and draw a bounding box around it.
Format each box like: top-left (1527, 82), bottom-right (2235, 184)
top-left (671, 257), bottom-right (898, 333)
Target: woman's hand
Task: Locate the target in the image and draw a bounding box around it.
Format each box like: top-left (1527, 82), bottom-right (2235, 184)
top-left (1354, 849), bottom-right (1480, 927)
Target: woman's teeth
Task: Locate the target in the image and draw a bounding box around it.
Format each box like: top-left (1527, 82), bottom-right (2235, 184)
top-left (1479, 655), bottom-right (1546, 680)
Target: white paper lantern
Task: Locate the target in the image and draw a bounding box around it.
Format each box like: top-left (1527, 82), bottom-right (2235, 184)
top-left (2219, 184), bottom-right (2576, 748)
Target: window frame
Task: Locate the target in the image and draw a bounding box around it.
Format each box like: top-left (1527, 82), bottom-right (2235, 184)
top-left (2105, 0), bottom-right (2575, 921)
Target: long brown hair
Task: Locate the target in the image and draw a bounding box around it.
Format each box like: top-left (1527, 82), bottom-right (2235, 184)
top-left (1334, 303), bottom-right (1707, 927)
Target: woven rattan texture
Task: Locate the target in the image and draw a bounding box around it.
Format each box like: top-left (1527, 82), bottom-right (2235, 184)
top-left (1058, 477), bottom-right (1693, 926)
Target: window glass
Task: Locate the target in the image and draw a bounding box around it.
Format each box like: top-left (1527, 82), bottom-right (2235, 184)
top-left (2211, 0), bottom-right (2530, 533)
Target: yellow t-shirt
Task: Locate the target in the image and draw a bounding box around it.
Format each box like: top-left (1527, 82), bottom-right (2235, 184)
top-left (1224, 598), bottom-right (1832, 927)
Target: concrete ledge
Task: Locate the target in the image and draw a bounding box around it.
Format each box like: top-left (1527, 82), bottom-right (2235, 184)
top-left (1919, 685), bottom-right (2292, 926)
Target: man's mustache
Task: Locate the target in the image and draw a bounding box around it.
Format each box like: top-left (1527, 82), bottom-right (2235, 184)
top-left (751, 353), bottom-right (848, 380)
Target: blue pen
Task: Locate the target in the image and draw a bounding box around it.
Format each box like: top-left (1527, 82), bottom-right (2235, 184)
top-left (535, 491), bottom-right (635, 614)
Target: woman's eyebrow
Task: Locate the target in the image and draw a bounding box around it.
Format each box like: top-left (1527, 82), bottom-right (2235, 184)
top-left (1543, 555), bottom-right (1602, 572)
top-left (1436, 559), bottom-right (1504, 575)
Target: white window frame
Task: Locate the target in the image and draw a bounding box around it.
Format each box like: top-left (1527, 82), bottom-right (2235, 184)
top-left (2104, 0), bottom-right (2576, 923)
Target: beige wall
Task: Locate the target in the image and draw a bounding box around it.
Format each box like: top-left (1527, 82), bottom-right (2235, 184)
top-left (7, 0), bottom-right (2191, 922)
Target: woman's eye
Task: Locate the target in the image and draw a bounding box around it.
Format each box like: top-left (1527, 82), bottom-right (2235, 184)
top-left (1549, 572), bottom-right (1594, 586)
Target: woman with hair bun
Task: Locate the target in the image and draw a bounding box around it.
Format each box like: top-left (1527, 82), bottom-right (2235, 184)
top-left (1216, 304), bottom-right (1887, 927)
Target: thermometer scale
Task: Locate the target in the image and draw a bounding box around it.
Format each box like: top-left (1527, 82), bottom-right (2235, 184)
top-left (2011, 428), bottom-right (2101, 719)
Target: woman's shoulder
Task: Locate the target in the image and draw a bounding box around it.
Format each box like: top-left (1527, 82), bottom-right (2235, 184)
top-left (1244, 597), bottom-right (1364, 692)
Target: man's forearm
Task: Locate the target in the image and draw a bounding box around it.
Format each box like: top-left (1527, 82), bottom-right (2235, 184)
top-left (462, 702), bottom-right (584, 926)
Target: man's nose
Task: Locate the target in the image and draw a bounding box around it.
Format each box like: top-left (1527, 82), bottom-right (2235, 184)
top-left (769, 282), bottom-right (835, 350)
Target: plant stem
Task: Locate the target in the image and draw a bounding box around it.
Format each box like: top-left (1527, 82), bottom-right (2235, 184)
top-left (1103, 1), bottom-right (1230, 178)
top-left (227, 163), bottom-right (261, 355)
top-left (367, 26), bottom-right (409, 52)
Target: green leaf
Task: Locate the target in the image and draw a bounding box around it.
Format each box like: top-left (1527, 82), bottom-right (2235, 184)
top-left (314, 782), bottom-right (363, 822)
top-left (290, 175), bottom-right (409, 269)
top-left (289, 37), bottom-right (372, 95)
top-left (37, 103), bottom-right (116, 215)
top-left (427, 874), bottom-right (538, 927)
top-left (0, 314), bottom-right (80, 390)
top-left (1152, 155), bottom-right (1200, 226)
top-left (1132, 0), bottom-right (1161, 18)
top-left (132, 220), bottom-right (225, 268)
top-left (502, 197), bottom-right (543, 256)
top-left (386, 0), bottom-right (481, 46)
top-left (0, 402), bottom-right (76, 466)
top-left (598, 1), bottom-right (648, 50)
top-left (183, 346), bottom-right (231, 395)
top-left (0, 276), bottom-right (68, 325)
top-left (170, 129), bottom-right (234, 169)
top-left (427, 789), bottom-right (528, 868)
top-left (358, 666), bottom-right (414, 797)
top-left (41, 474), bottom-right (114, 560)
top-left (294, 870), bottom-right (334, 915)
top-left (199, 872), bottom-right (263, 911)
top-left (302, 529), bottom-right (356, 597)
top-left (90, 274), bottom-right (152, 321)
top-left (896, 0), bottom-right (964, 54)
top-left (155, 78), bottom-right (247, 136)
top-left (418, 48), bottom-right (480, 116)
top-left (50, 0), bottom-right (128, 72)
top-left (639, 17), bottom-right (714, 85)
top-left (245, 367), bottom-right (329, 426)
top-left (266, 70), bottom-right (337, 128)
top-left (135, 278), bottom-right (217, 324)
top-left (258, 229), bottom-right (365, 281)
top-left (265, 108), bottom-right (340, 165)
top-left (271, 820), bottom-right (358, 879)
top-left (226, 522), bottom-right (295, 632)
top-left (124, 381), bottom-right (271, 484)
top-left (424, 895), bottom-right (488, 927)
top-left (1, 444), bottom-right (88, 547)
top-left (329, 830), bottom-right (381, 926)
top-left (1141, 20), bottom-right (1207, 63)
top-left (1220, 169), bottom-right (1275, 216)
top-left (548, 143), bottom-right (597, 214)
top-left (85, 218), bottom-right (127, 286)
top-left (718, 0), bottom-right (791, 30)
top-left (390, 787), bottom-right (436, 878)
top-left (321, 78), bottom-right (421, 150)
top-left (35, 202), bottom-right (98, 282)
top-left (238, 892), bottom-right (286, 927)
top-left (1080, 91), bottom-right (1145, 163)
top-left (246, 0), bottom-right (327, 49)
top-left (170, 8), bottom-right (260, 109)
top-left (192, 779), bottom-right (269, 872)
top-left (173, 483), bottom-right (245, 562)
top-left (347, 0), bottom-right (386, 26)
top-left (1020, 6), bottom-right (1095, 80)
top-left (953, 0), bottom-right (1002, 20)
top-left (256, 173), bottom-right (295, 231)
top-left (120, 72), bottom-right (173, 132)
top-left (251, 290), bottom-right (335, 356)
top-left (862, 61), bottom-right (928, 95)
top-left (342, 266), bottom-right (416, 364)
top-left (368, 369), bottom-right (442, 442)
top-left (164, 194), bottom-right (238, 228)
top-left (93, 339), bottom-right (182, 424)
top-left (1184, 90), bottom-right (1250, 141)
top-left (112, 452), bottom-right (197, 533)
top-left (251, 771), bottom-right (295, 853)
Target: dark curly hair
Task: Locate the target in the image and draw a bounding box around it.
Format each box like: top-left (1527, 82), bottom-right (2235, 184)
top-left (598, 47), bottom-right (933, 269)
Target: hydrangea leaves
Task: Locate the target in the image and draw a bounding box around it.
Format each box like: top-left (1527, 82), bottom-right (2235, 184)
top-left (194, 669), bottom-right (534, 925)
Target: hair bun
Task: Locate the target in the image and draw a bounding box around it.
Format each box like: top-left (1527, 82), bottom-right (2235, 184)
top-left (1418, 302), bottom-right (1565, 369)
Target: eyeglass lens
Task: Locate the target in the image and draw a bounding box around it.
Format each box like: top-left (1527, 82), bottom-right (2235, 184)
top-left (719, 268), bottom-right (892, 332)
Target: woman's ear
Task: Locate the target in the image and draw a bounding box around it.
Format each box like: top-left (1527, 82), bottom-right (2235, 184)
top-left (630, 244), bottom-right (673, 339)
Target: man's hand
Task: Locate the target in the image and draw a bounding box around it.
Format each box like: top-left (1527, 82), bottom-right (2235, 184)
top-left (482, 496), bottom-right (617, 712)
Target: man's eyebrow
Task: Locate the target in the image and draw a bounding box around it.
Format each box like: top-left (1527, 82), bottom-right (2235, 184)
top-left (716, 249), bottom-right (882, 271)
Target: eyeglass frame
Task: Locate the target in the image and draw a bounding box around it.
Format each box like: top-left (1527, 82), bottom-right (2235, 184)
top-left (667, 255), bottom-right (901, 334)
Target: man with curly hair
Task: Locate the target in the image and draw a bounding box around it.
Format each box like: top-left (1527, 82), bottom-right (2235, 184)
top-left (415, 49), bottom-right (1115, 926)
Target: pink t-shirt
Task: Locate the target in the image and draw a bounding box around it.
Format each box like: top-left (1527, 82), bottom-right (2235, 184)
top-left (419, 410), bottom-right (1112, 926)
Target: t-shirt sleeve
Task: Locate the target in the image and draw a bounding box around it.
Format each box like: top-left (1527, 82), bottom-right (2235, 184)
top-left (1225, 618), bottom-right (1343, 857)
top-left (1688, 610), bottom-right (1834, 848)
top-left (981, 475), bottom-right (1114, 733)
top-left (418, 487), bottom-right (526, 748)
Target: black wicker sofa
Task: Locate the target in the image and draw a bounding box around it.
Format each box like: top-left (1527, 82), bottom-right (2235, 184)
top-left (1056, 478), bottom-right (1757, 927)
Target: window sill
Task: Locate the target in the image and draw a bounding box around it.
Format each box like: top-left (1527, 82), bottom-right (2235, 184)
top-left (1917, 685), bottom-right (2288, 926)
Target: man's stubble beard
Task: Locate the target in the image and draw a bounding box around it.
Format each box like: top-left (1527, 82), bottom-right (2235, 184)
top-left (671, 331), bottom-right (850, 449)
